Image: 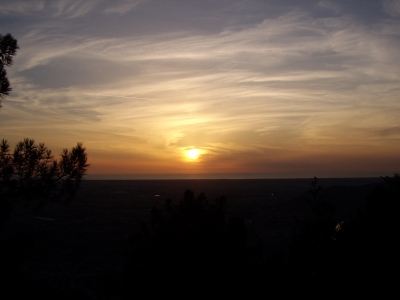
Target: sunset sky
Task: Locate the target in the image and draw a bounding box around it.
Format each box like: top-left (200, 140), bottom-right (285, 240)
top-left (1, 0), bottom-right (400, 178)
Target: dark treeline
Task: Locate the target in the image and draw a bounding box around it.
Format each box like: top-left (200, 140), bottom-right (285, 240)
top-left (0, 175), bottom-right (397, 298)
top-left (123, 175), bottom-right (397, 298)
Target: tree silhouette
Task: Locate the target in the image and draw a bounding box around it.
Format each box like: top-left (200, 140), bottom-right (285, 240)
top-left (288, 177), bottom-right (338, 295)
top-left (124, 190), bottom-right (251, 296)
top-left (0, 38), bottom-right (89, 227)
top-left (0, 138), bottom-right (89, 228)
top-left (0, 35), bottom-right (90, 296)
top-left (0, 138), bottom-right (88, 296)
top-left (0, 33), bottom-right (19, 106)
top-left (288, 175), bottom-right (398, 297)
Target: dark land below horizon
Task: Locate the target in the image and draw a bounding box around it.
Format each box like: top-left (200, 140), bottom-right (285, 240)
top-left (2, 177), bottom-right (387, 298)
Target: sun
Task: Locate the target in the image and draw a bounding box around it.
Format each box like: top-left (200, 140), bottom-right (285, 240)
top-left (185, 148), bottom-right (201, 160)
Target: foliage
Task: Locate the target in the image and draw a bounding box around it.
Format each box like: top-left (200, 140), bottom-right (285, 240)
top-left (0, 138), bottom-right (89, 214)
top-left (289, 177), bottom-right (338, 294)
top-left (124, 190), bottom-right (250, 295)
top-left (0, 33), bottom-right (19, 105)
top-left (289, 175), bottom-right (399, 296)
top-left (291, 178), bottom-right (335, 249)
top-left (149, 190), bottom-right (247, 269)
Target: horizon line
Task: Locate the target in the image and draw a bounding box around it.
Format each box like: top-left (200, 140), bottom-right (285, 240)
top-left (85, 174), bottom-right (383, 180)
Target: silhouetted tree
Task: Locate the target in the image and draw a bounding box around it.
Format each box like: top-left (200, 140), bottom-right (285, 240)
top-left (289, 177), bottom-right (338, 295)
top-left (289, 175), bottom-right (398, 297)
top-left (341, 173), bottom-right (399, 292)
top-left (0, 33), bottom-right (19, 106)
top-left (0, 138), bottom-right (89, 228)
top-left (0, 36), bottom-right (89, 296)
top-left (124, 190), bottom-right (251, 296)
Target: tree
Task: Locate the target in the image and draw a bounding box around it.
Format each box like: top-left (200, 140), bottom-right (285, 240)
top-left (289, 177), bottom-right (338, 295)
top-left (0, 38), bottom-right (89, 227)
top-left (288, 175), bottom-right (399, 297)
top-left (0, 138), bottom-right (89, 227)
top-left (124, 190), bottom-right (251, 297)
top-left (0, 33), bottom-right (19, 106)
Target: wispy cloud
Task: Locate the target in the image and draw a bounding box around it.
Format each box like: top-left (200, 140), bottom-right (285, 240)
top-left (2, 0), bottom-right (400, 176)
top-left (103, 0), bottom-right (146, 14)
top-left (0, 0), bottom-right (98, 18)
top-left (51, 0), bottom-right (98, 19)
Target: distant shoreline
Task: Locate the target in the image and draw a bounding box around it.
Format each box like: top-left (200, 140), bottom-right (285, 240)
top-left (86, 174), bottom-right (384, 181)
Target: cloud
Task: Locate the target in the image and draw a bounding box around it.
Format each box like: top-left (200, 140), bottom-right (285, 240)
top-left (382, 0), bottom-right (400, 17)
top-left (13, 9), bottom-right (399, 128)
top-left (0, 0), bottom-right (45, 15)
top-left (2, 1), bottom-right (400, 175)
top-left (51, 0), bottom-right (98, 19)
top-left (317, 1), bottom-right (342, 14)
top-left (103, 0), bottom-right (146, 14)
top-left (0, 0), bottom-right (98, 18)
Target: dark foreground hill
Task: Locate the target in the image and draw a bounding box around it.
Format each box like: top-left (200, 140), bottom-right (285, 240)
top-left (0, 178), bottom-right (388, 298)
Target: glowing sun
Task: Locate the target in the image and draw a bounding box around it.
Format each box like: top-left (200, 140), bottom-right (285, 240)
top-left (185, 148), bottom-right (201, 160)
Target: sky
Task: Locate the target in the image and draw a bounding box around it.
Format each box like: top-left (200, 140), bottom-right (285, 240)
top-left (1, 0), bottom-right (400, 178)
